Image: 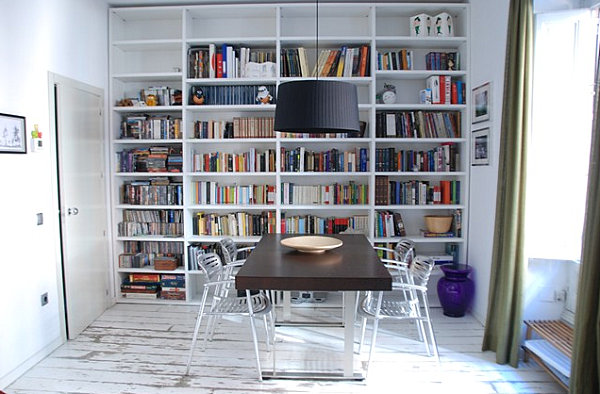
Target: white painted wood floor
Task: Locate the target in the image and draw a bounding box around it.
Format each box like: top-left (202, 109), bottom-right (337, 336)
top-left (7, 303), bottom-right (565, 394)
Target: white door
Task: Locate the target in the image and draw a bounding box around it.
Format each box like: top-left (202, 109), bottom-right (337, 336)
top-left (54, 75), bottom-right (110, 339)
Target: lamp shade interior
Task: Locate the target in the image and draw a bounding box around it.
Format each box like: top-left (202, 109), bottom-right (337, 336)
top-left (274, 80), bottom-right (360, 134)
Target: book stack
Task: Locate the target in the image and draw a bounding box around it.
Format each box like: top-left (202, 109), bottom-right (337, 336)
top-left (375, 143), bottom-right (459, 172)
top-left (425, 52), bottom-right (459, 71)
top-left (280, 147), bottom-right (369, 173)
top-left (118, 209), bottom-right (184, 237)
top-left (280, 214), bottom-right (369, 235)
top-left (426, 76), bottom-right (465, 105)
top-left (160, 274), bottom-right (186, 300)
top-left (188, 45), bottom-right (276, 79)
top-left (311, 45), bottom-right (371, 77)
top-left (192, 181), bottom-right (276, 205)
top-left (120, 178), bottom-right (183, 206)
top-left (377, 49), bottom-right (414, 70)
top-left (193, 211), bottom-right (276, 236)
top-left (375, 211), bottom-right (407, 237)
top-left (190, 85), bottom-right (276, 106)
top-left (147, 146), bottom-right (169, 172)
top-left (166, 149), bottom-right (182, 173)
top-left (121, 273), bottom-right (160, 299)
top-left (120, 115), bottom-right (182, 140)
top-left (192, 149), bottom-right (276, 173)
top-left (281, 182), bottom-right (369, 205)
top-left (154, 255), bottom-right (178, 270)
top-left (375, 111), bottom-right (461, 138)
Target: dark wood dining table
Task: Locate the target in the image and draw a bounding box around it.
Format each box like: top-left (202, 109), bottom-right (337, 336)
top-left (235, 233), bottom-right (392, 379)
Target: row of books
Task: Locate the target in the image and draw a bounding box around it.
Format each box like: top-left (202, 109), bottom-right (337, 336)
top-left (374, 211), bottom-right (407, 238)
top-left (122, 240), bottom-right (184, 261)
top-left (189, 85), bottom-right (276, 106)
top-left (281, 182), bottom-right (369, 205)
top-left (193, 211), bottom-right (276, 236)
top-left (425, 51), bottom-right (459, 71)
top-left (426, 76), bottom-right (465, 105)
top-left (280, 147), bottom-right (369, 173)
top-left (375, 177), bottom-right (461, 205)
top-left (120, 179), bottom-right (183, 206)
top-left (317, 46), bottom-right (370, 77)
top-left (118, 253), bottom-right (180, 270)
top-left (120, 209), bottom-right (183, 224)
top-left (192, 182), bottom-right (276, 205)
top-left (192, 149), bottom-right (276, 173)
top-left (188, 45), bottom-right (276, 79)
top-left (194, 117), bottom-right (275, 139)
top-left (117, 146), bottom-right (182, 173)
top-left (281, 214), bottom-right (369, 235)
top-left (375, 111), bottom-right (461, 138)
top-left (376, 49), bottom-right (414, 71)
top-left (120, 273), bottom-right (186, 300)
top-left (120, 115), bottom-right (182, 140)
top-left (139, 86), bottom-right (182, 106)
top-left (118, 222), bottom-right (183, 237)
top-left (375, 143), bottom-right (459, 172)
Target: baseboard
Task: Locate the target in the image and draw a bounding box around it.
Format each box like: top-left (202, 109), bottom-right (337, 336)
top-left (0, 336), bottom-right (64, 390)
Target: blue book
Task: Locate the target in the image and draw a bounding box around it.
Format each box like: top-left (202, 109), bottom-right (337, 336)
top-left (455, 80), bottom-right (463, 104)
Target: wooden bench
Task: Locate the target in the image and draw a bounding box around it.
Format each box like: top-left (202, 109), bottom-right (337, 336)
top-left (523, 320), bottom-right (573, 390)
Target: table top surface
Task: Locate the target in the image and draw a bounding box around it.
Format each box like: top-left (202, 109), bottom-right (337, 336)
top-left (235, 234), bottom-right (392, 291)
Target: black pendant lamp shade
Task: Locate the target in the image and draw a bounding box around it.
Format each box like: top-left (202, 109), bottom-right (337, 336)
top-left (274, 80), bottom-right (360, 134)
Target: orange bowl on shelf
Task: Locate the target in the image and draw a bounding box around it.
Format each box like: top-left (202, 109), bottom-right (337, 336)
top-left (424, 215), bottom-right (453, 233)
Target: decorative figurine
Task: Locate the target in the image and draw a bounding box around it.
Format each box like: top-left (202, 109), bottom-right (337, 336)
top-left (192, 87), bottom-right (205, 105)
top-left (256, 85), bottom-right (273, 105)
top-left (434, 12), bottom-right (454, 37)
top-left (410, 13), bottom-right (431, 37)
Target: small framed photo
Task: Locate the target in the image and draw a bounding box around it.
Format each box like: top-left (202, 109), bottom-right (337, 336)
top-left (472, 128), bottom-right (490, 166)
top-left (0, 113), bottom-right (27, 154)
top-left (472, 82), bottom-right (491, 123)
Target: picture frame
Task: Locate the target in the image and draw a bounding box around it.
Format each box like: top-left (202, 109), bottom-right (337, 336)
top-left (0, 113), bottom-right (27, 154)
top-left (471, 127), bottom-right (490, 166)
top-left (472, 82), bottom-right (491, 123)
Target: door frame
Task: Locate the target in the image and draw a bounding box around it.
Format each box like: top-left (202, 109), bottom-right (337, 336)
top-left (47, 72), bottom-right (114, 340)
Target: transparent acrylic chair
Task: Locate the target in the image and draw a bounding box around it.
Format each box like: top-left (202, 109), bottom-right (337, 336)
top-left (358, 256), bottom-right (439, 375)
top-left (185, 252), bottom-right (273, 381)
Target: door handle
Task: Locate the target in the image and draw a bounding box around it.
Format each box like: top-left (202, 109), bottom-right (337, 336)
top-left (67, 207), bottom-right (79, 216)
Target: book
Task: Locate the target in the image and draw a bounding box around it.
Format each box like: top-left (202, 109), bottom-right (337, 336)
top-left (122, 292), bottom-right (158, 299)
top-left (421, 229), bottom-right (455, 238)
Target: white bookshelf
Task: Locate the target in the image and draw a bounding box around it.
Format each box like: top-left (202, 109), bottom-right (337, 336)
top-left (109, 2), bottom-right (470, 304)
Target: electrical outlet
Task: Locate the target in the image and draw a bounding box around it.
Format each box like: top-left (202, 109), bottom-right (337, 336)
top-left (41, 292), bottom-right (49, 306)
top-left (554, 289), bottom-right (567, 302)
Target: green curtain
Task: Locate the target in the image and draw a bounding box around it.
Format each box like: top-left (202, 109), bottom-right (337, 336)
top-left (570, 48), bottom-right (600, 393)
top-left (481, 0), bottom-right (533, 367)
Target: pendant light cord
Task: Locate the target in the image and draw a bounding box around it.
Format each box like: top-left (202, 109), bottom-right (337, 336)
top-left (316, 0), bottom-right (319, 81)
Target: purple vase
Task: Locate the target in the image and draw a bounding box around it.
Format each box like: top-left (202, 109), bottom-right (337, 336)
top-left (437, 264), bottom-right (474, 317)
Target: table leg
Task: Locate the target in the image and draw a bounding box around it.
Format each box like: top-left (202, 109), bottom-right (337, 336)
top-left (343, 291), bottom-right (355, 378)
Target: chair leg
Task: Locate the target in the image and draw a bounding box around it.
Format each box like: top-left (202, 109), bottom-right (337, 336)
top-left (186, 287), bottom-right (209, 375)
top-left (422, 296), bottom-right (439, 361)
top-left (246, 290), bottom-right (263, 381)
top-left (366, 291), bottom-right (384, 378)
top-left (358, 316), bottom-right (367, 353)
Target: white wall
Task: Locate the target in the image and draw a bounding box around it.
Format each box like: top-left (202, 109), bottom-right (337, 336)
top-left (0, 0), bottom-right (108, 388)
top-left (467, 0), bottom-right (510, 324)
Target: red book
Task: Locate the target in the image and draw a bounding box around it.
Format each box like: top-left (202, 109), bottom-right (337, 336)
top-left (216, 52), bottom-right (223, 78)
top-left (451, 82), bottom-right (458, 104)
top-left (441, 180), bottom-right (451, 204)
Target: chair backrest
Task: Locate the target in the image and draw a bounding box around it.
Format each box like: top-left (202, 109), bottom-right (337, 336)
top-left (218, 237), bottom-right (237, 265)
top-left (395, 239), bottom-right (415, 266)
top-left (196, 252), bottom-right (225, 282)
top-left (409, 256), bottom-right (435, 287)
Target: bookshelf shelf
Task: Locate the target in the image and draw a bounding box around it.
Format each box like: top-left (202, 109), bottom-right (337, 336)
top-left (109, 2), bottom-right (470, 304)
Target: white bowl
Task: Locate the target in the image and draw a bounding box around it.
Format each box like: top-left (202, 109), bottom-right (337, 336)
top-left (280, 236), bottom-right (343, 254)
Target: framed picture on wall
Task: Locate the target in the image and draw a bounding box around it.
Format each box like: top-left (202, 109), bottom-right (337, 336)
top-left (472, 82), bottom-right (491, 123)
top-left (471, 127), bottom-right (490, 166)
top-left (0, 113), bottom-right (27, 154)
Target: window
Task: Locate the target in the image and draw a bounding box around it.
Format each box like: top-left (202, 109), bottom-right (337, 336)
top-left (526, 9), bottom-right (597, 261)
